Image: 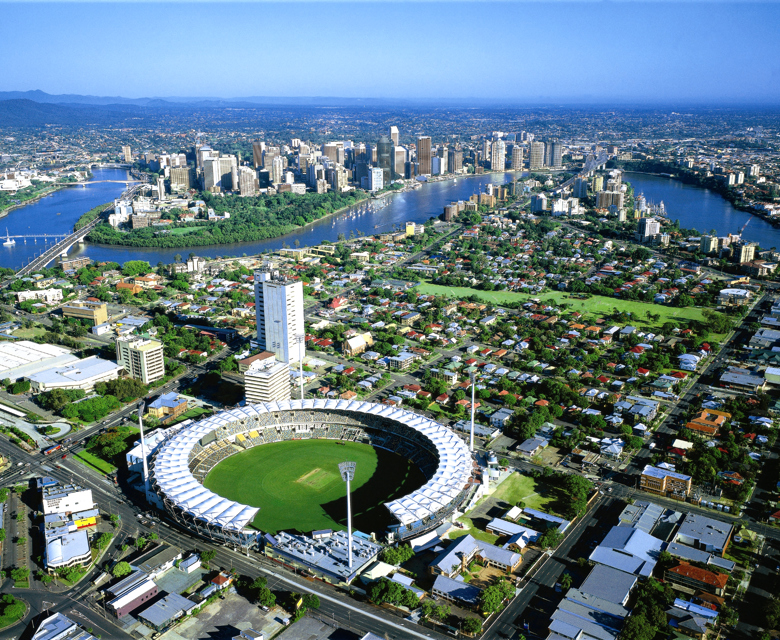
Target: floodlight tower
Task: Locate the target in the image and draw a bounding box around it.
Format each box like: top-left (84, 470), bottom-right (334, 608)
top-left (338, 461), bottom-right (356, 569)
top-left (138, 401), bottom-right (150, 498)
top-left (469, 368), bottom-right (476, 452)
top-left (294, 333), bottom-right (306, 401)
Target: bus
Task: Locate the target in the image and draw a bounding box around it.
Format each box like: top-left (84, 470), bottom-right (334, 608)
top-left (42, 444), bottom-right (62, 456)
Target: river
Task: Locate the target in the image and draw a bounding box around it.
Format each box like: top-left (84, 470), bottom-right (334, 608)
top-left (6, 168), bottom-right (773, 270)
top-left (625, 172), bottom-right (780, 249)
top-left (0, 168), bottom-right (523, 269)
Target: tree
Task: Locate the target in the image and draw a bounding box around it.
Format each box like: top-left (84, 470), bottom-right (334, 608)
top-left (560, 572), bottom-right (572, 592)
top-left (16, 536), bottom-right (27, 546)
top-left (112, 562), bottom-right (132, 578)
top-left (201, 549), bottom-right (217, 565)
top-left (134, 536), bottom-right (147, 550)
top-left (303, 594), bottom-right (320, 610)
top-left (382, 544), bottom-right (415, 566)
top-left (110, 514), bottom-right (120, 527)
top-left (462, 618), bottom-right (483, 635)
top-left (765, 598), bottom-right (780, 629)
top-left (479, 584), bottom-right (506, 614)
top-left (0, 528), bottom-right (5, 542)
top-left (10, 567), bottom-right (29, 582)
top-left (95, 532), bottom-right (113, 550)
top-left (539, 527), bottom-right (564, 549)
top-left (434, 604), bottom-right (450, 622)
top-left (257, 586), bottom-right (276, 607)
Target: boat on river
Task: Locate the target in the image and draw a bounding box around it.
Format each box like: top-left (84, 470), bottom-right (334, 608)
top-left (3, 229), bottom-right (15, 246)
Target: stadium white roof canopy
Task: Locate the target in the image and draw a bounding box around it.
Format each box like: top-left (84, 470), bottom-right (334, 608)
top-left (151, 399), bottom-right (473, 533)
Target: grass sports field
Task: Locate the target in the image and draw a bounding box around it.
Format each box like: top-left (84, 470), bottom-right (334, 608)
top-left (203, 440), bottom-right (426, 534)
top-left (416, 283), bottom-right (714, 331)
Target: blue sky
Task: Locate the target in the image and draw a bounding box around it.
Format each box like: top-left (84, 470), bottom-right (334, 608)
top-left (2, 2), bottom-right (779, 103)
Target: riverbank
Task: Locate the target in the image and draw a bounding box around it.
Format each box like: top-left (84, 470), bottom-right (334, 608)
top-left (0, 182), bottom-right (70, 219)
top-left (614, 159), bottom-right (773, 228)
top-left (86, 190), bottom-right (373, 249)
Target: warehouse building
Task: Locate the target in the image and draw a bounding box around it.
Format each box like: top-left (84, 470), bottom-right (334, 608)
top-left (28, 356), bottom-right (122, 393)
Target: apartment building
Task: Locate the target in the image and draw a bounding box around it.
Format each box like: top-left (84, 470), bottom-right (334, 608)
top-left (116, 336), bottom-right (165, 384)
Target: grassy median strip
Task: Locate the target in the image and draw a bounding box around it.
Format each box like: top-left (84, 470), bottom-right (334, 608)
top-left (74, 450), bottom-right (116, 474)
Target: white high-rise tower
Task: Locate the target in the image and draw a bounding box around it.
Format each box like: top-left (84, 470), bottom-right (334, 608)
top-left (254, 270), bottom-right (305, 364)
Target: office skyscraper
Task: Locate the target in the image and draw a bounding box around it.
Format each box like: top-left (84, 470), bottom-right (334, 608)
top-left (448, 149), bottom-right (463, 174)
top-left (377, 135), bottom-right (393, 184)
top-left (417, 136), bottom-right (432, 175)
top-left (529, 142), bottom-right (545, 170)
top-left (491, 140), bottom-right (506, 172)
top-left (254, 271), bottom-right (305, 364)
top-left (239, 166), bottom-right (258, 196)
top-left (511, 145), bottom-right (523, 171)
top-left (550, 139), bottom-right (563, 169)
top-left (252, 141), bottom-right (265, 168)
top-left (271, 156), bottom-right (284, 184)
top-left (203, 156), bottom-right (238, 192)
top-left (392, 146), bottom-right (407, 178)
top-left (573, 178), bottom-right (588, 199)
top-left (122, 146), bottom-right (132, 163)
top-left (389, 126), bottom-right (399, 146)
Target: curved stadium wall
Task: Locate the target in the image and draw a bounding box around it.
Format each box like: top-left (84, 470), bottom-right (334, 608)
top-left (150, 399), bottom-right (476, 545)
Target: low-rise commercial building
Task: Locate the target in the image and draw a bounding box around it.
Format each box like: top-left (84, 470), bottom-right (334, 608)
top-left (28, 356), bottom-right (122, 393)
top-left (674, 513), bottom-right (733, 556)
top-left (0, 340), bottom-right (78, 382)
top-left (32, 612), bottom-right (99, 640)
top-left (62, 301), bottom-right (108, 326)
top-left (107, 570), bottom-right (159, 618)
top-left (44, 529), bottom-right (91, 574)
top-left (41, 485), bottom-right (94, 516)
top-left (639, 465), bottom-right (692, 497)
top-left (137, 592), bottom-right (197, 631)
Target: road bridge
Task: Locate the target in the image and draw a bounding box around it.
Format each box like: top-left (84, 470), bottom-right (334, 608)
top-left (554, 150), bottom-right (610, 193)
top-left (62, 179), bottom-right (142, 186)
top-left (15, 183), bottom-right (143, 276)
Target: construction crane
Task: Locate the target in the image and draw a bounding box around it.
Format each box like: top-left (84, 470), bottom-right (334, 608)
top-left (738, 219), bottom-right (751, 237)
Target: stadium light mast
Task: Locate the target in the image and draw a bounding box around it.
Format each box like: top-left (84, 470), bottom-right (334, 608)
top-left (338, 461), bottom-right (356, 569)
top-left (469, 369), bottom-right (476, 452)
top-left (138, 401), bottom-right (150, 497)
top-left (294, 333), bottom-right (306, 401)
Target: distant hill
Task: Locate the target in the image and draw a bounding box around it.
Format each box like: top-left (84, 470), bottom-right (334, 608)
top-left (0, 90), bottom-right (159, 106)
top-left (0, 99), bottom-right (139, 126)
top-left (0, 90), bottom-right (411, 108)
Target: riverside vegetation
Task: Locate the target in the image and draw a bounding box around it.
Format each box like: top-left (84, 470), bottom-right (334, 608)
top-left (86, 190), bottom-right (367, 248)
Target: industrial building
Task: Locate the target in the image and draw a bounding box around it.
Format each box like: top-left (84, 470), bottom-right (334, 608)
top-left (28, 356), bottom-right (122, 393)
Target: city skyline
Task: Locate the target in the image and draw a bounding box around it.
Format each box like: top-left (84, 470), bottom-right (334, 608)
top-left (2, 2), bottom-right (779, 103)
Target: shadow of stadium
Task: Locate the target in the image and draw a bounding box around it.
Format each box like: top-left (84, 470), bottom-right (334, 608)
top-left (318, 447), bottom-right (427, 536)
